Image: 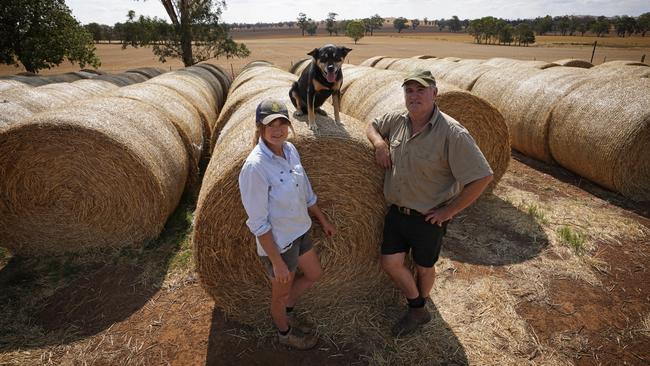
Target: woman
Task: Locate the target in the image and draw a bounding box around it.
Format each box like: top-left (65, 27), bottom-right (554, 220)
top-left (238, 99), bottom-right (336, 349)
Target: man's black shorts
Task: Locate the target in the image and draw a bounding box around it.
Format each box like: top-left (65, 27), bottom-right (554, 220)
top-left (381, 205), bottom-right (448, 267)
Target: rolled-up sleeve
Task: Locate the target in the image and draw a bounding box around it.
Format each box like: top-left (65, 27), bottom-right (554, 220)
top-left (238, 162), bottom-right (271, 237)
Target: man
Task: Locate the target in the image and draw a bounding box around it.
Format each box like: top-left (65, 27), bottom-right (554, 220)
top-left (366, 69), bottom-right (493, 337)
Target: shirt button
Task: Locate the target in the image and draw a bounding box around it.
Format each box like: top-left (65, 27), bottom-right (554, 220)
top-left (280, 171), bottom-right (284, 174)
top-left (280, 179), bottom-right (284, 182)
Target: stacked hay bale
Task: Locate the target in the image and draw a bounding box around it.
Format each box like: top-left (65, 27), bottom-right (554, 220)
top-left (554, 59), bottom-right (594, 68)
top-left (0, 79), bottom-right (119, 129)
top-left (288, 58), bottom-right (312, 75)
top-left (0, 63), bottom-right (231, 255)
top-left (193, 63), bottom-right (388, 328)
top-left (0, 97), bottom-right (189, 255)
top-left (359, 55), bottom-right (387, 67)
top-left (339, 65), bottom-right (510, 192)
top-left (490, 67), bottom-right (591, 163)
top-left (443, 63), bottom-right (496, 90)
top-left (483, 57), bottom-right (559, 69)
top-left (548, 78), bottom-right (650, 201)
top-left (589, 61), bottom-right (650, 78)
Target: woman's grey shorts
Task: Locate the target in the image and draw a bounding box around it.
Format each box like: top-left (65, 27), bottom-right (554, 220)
top-left (260, 231), bottom-right (313, 277)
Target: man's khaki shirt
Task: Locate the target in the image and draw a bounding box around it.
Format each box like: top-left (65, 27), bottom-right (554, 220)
top-left (372, 107), bottom-right (493, 214)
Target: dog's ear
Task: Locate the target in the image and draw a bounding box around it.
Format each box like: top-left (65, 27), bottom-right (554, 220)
top-left (340, 47), bottom-right (352, 58)
top-left (307, 48), bottom-right (320, 59)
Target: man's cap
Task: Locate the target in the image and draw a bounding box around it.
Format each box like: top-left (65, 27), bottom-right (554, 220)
top-left (256, 99), bottom-right (291, 125)
top-left (402, 69), bottom-right (437, 87)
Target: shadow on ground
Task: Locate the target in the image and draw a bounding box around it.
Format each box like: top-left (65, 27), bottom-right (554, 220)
top-left (0, 197), bottom-right (195, 352)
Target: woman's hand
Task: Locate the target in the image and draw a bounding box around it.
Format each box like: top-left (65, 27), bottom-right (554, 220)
top-left (272, 261), bottom-right (291, 284)
top-left (320, 219), bottom-right (337, 237)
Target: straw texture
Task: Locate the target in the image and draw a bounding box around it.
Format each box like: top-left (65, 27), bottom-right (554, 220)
top-left (340, 66), bottom-right (510, 191)
top-left (359, 55), bottom-right (387, 67)
top-left (0, 97), bottom-right (188, 255)
top-left (548, 78), bottom-right (650, 201)
top-left (193, 65), bottom-right (388, 327)
top-left (499, 67), bottom-right (590, 163)
top-left (442, 64), bottom-right (496, 90)
top-left (288, 58), bottom-right (312, 75)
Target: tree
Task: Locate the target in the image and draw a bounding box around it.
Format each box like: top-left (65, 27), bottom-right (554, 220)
top-left (498, 24), bottom-right (514, 45)
top-left (306, 19), bottom-right (318, 36)
top-left (124, 1), bottom-right (249, 67)
top-left (85, 22), bottom-right (104, 42)
top-left (614, 15), bottom-right (636, 37)
top-left (0, 0), bottom-right (100, 73)
top-left (449, 15), bottom-right (462, 32)
top-left (590, 17), bottom-right (609, 37)
top-left (557, 16), bottom-right (570, 36)
top-left (534, 15), bottom-right (553, 35)
top-left (467, 19), bottom-right (484, 43)
top-left (346, 20), bottom-right (365, 44)
top-left (326, 12), bottom-right (337, 36)
top-left (515, 23), bottom-right (535, 46)
top-left (394, 17), bottom-right (408, 33)
top-left (368, 14), bottom-right (384, 35)
top-left (411, 19), bottom-right (420, 30)
top-left (297, 12), bottom-right (308, 36)
top-left (638, 12), bottom-right (650, 36)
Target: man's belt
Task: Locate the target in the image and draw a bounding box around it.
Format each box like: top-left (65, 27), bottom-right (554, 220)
top-left (392, 205), bottom-right (423, 216)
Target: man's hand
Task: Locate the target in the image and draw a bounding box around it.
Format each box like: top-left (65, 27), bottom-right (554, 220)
top-left (374, 141), bottom-right (392, 169)
top-left (425, 206), bottom-right (453, 226)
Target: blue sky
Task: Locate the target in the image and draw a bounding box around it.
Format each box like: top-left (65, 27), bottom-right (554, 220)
top-left (66, 0), bottom-right (649, 25)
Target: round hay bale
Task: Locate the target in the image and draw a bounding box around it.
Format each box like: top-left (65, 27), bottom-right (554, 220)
top-left (179, 66), bottom-right (226, 109)
top-left (359, 55), bottom-right (386, 67)
top-left (411, 55), bottom-right (436, 59)
top-left (589, 65), bottom-right (650, 78)
top-left (385, 58), bottom-right (432, 72)
top-left (289, 58), bottom-right (312, 75)
top-left (443, 63), bottom-right (496, 90)
top-left (241, 60), bottom-right (273, 72)
top-left (80, 68), bottom-right (105, 75)
top-left (0, 86), bottom-right (76, 129)
top-left (373, 57), bottom-right (401, 70)
top-left (70, 79), bottom-right (119, 94)
top-left (553, 59), bottom-right (594, 68)
top-left (148, 72), bottom-right (218, 136)
top-left (484, 58), bottom-right (557, 69)
top-left (443, 57), bottom-right (462, 62)
top-left (595, 60), bottom-right (649, 68)
top-left (122, 72), bottom-right (150, 84)
top-left (111, 83), bottom-right (205, 187)
top-left (193, 73), bottom-right (387, 328)
top-left (499, 67), bottom-right (590, 163)
top-left (548, 78), bottom-right (650, 201)
top-left (93, 74), bottom-right (137, 86)
top-left (42, 72), bottom-right (86, 83)
top-left (0, 80), bottom-right (29, 92)
top-left (0, 97), bottom-right (189, 255)
top-left (471, 66), bottom-right (543, 114)
top-left (340, 66), bottom-right (510, 191)
top-left (456, 59), bottom-right (486, 66)
top-left (228, 64), bottom-right (295, 95)
top-left (125, 67), bottom-right (166, 79)
top-left (414, 58), bottom-right (465, 79)
top-left (195, 63), bottom-right (233, 99)
top-left (340, 64), bottom-right (376, 95)
top-left (5, 75), bottom-right (50, 86)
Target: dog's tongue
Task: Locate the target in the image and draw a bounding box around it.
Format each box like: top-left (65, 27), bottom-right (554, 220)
top-left (326, 71), bottom-right (337, 83)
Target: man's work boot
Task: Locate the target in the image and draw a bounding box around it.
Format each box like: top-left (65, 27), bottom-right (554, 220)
top-left (278, 327), bottom-right (318, 350)
top-left (391, 306), bottom-right (432, 337)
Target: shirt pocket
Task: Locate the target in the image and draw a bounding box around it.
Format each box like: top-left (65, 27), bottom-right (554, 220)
top-left (389, 139), bottom-right (402, 163)
top-left (414, 149), bottom-right (450, 180)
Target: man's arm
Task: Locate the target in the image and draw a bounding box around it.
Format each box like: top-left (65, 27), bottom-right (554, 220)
top-left (425, 174), bottom-right (493, 226)
top-left (366, 123), bottom-right (391, 169)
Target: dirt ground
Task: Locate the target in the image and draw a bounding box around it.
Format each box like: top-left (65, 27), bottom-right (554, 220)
top-left (1, 32), bottom-right (650, 365)
top-left (1, 31), bottom-right (649, 77)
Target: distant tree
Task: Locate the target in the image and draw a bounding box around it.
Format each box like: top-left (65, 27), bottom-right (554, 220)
top-left (346, 20), bottom-right (365, 44)
top-left (576, 18), bottom-right (589, 36)
top-left (437, 18), bottom-right (446, 31)
top-left (101, 24), bottom-right (115, 43)
top-left (534, 15), bottom-right (553, 35)
top-left (411, 19), bottom-right (420, 30)
top-left (338, 19), bottom-right (350, 35)
top-left (0, 0), bottom-right (100, 73)
top-left (638, 12), bottom-right (650, 36)
top-left (498, 24), bottom-right (514, 45)
top-left (306, 19), bottom-right (318, 36)
top-left (394, 17), bottom-right (408, 33)
top-left (297, 12), bottom-right (308, 36)
top-left (124, 1), bottom-right (249, 67)
top-left (85, 22), bottom-right (103, 42)
top-left (423, 17), bottom-right (428, 26)
top-left (467, 19), bottom-right (484, 43)
top-left (364, 14), bottom-right (384, 35)
top-left (614, 15), bottom-right (636, 37)
top-left (590, 17), bottom-right (609, 37)
top-left (515, 23), bottom-right (535, 46)
top-left (449, 15), bottom-right (462, 32)
top-left (326, 12), bottom-right (338, 36)
top-left (557, 16), bottom-right (571, 36)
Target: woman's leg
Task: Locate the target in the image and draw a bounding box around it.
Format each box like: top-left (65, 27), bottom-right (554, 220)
top-left (286, 249), bottom-right (322, 307)
top-left (270, 272), bottom-right (295, 331)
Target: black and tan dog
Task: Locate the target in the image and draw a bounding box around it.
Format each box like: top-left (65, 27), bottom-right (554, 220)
top-left (289, 44), bottom-right (352, 130)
